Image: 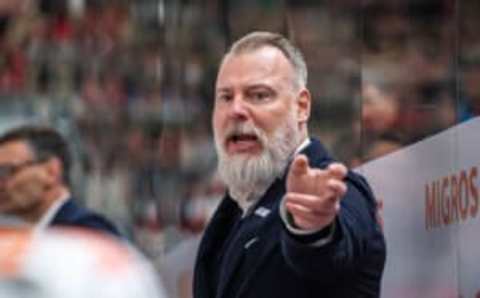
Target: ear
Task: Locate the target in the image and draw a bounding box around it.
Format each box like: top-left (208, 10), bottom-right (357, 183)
top-left (296, 88), bottom-right (311, 123)
top-left (44, 157), bottom-right (63, 184)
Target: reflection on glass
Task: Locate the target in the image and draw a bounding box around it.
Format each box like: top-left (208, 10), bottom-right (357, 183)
top-left (361, 0), bottom-right (458, 162)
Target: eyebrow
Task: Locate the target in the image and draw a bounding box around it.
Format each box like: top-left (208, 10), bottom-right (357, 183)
top-left (217, 83), bottom-right (273, 91)
top-left (216, 86), bottom-right (232, 94)
top-left (215, 82), bottom-right (279, 97)
top-left (246, 84), bottom-right (273, 91)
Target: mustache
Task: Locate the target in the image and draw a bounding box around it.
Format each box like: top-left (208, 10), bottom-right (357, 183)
top-left (224, 123), bottom-right (266, 144)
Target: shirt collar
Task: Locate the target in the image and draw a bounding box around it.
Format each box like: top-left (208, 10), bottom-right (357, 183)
top-left (34, 190), bottom-right (70, 233)
top-left (294, 137), bottom-right (311, 155)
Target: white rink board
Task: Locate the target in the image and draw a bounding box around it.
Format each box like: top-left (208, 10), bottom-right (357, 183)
top-left (358, 117), bottom-right (480, 298)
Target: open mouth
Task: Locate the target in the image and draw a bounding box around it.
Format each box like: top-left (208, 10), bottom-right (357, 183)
top-left (229, 133), bottom-right (258, 143)
top-left (226, 133), bottom-right (261, 153)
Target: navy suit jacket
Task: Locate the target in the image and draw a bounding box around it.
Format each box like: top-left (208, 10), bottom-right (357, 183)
top-left (194, 139), bottom-right (386, 298)
top-left (50, 199), bottom-right (122, 238)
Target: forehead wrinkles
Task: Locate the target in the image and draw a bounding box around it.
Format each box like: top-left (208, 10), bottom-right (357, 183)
top-left (216, 48), bottom-right (296, 91)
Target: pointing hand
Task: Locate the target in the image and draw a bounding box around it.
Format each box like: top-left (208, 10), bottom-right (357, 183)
top-left (285, 155), bottom-right (348, 231)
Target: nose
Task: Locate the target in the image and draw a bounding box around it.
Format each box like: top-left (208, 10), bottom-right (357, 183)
top-left (228, 96), bottom-right (249, 121)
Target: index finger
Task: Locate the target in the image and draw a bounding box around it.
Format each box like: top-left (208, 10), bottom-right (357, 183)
top-left (289, 155), bottom-right (309, 177)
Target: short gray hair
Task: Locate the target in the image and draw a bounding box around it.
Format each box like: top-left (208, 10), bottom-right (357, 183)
top-left (226, 31), bottom-right (308, 89)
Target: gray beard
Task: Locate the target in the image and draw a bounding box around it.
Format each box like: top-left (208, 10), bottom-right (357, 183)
top-left (214, 115), bottom-right (301, 208)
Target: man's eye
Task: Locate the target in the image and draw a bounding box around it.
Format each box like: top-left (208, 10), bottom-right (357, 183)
top-left (217, 93), bottom-right (232, 102)
top-left (250, 91), bottom-right (270, 102)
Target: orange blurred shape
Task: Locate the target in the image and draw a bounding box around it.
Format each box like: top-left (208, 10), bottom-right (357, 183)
top-left (0, 227), bottom-right (32, 277)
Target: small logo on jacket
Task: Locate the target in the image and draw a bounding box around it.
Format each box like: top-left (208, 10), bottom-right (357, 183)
top-left (254, 207), bottom-right (270, 218)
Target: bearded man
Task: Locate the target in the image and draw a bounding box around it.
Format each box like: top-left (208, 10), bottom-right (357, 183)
top-left (193, 31), bottom-right (386, 298)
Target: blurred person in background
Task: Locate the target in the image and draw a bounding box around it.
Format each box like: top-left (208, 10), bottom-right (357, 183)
top-left (0, 124), bottom-right (121, 237)
top-left (360, 69), bottom-right (402, 144)
top-left (459, 47), bottom-right (480, 121)
top-left (0, 226), bottom-right (166, 298)
top-left (161, 172), bottom-right (224, 298)
top-left (399, 79), bottom-right (457, 144)
top-left (194, 31), bottom-right (386, 298)
top-left (359, 134), bottom-right (403, 165)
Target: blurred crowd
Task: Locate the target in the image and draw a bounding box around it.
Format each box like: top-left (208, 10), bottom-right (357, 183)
top-left (1, 0), bottom-right (480, 297)
top-left (0, 0), bottom-right (221, 256)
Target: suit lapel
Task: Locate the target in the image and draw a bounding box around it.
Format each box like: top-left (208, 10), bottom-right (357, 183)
top-left (195, 197), bottom-right (241, 298)
top-left (235, 210), bottom-right (283, 298)
top-left (217, 179), bottom-right (286, 298)
top-left (49, 199), bottom-right (75, 226)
